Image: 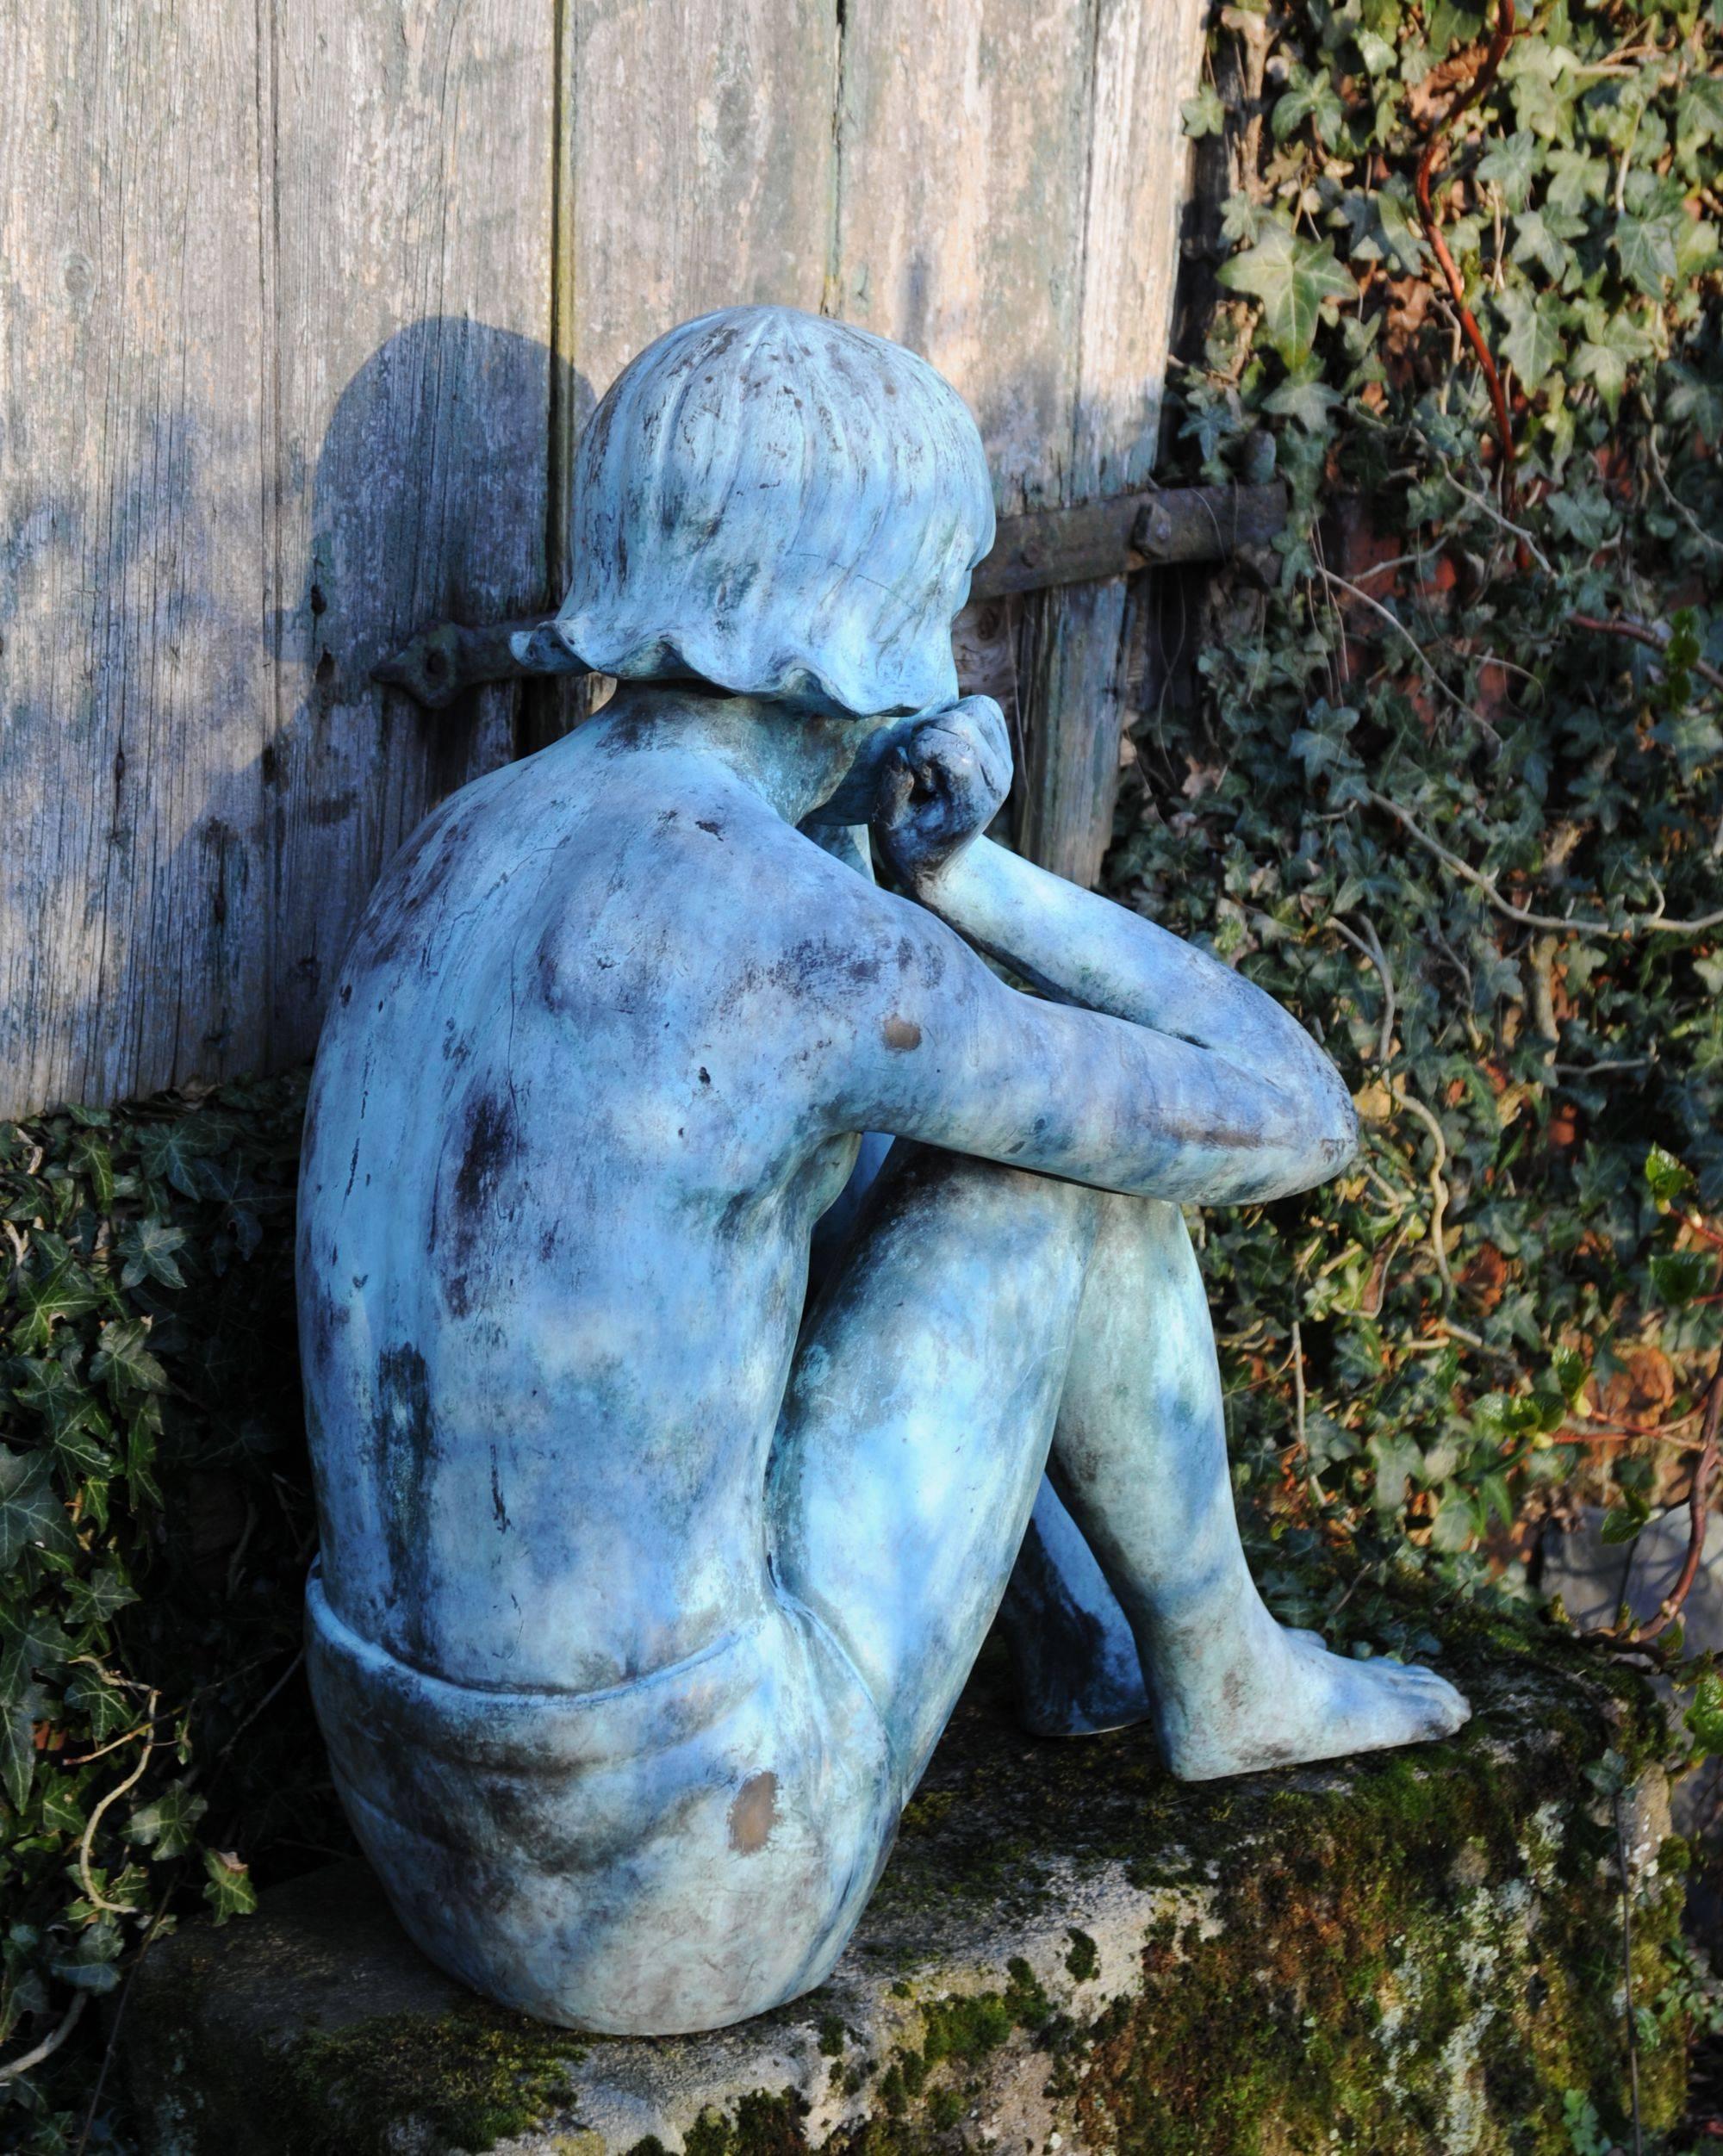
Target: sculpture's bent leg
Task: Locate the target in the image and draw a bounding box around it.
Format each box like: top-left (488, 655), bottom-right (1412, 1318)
top-left (784, 1150), bottom-right (1467, 1793)
top-left (773, 1141), bottom-right (1104, 1799)
top-left (1047, 1192), bottom-right (1470, 1779)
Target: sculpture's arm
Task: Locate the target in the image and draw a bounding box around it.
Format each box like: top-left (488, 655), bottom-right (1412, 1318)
top-left (832, 919), bottom-right (1355, 1207)
top-left (867, 698), bottom-right (1355, 1152)
top-left (911, 838), bottom-right (1354, 1136)
top-left (827, 698), bottom-right (1355, 1204)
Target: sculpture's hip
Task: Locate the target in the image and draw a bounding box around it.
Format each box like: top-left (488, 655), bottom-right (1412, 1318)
top-left (305, 1567), bottom-right (897, 2034)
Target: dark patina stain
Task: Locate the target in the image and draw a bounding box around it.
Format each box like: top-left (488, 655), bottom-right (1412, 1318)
top-left (882, 1016), bottom-right (922, 1052)
top-left (441, 1089), bottom-right (521, 1318)
top-left (455, 1091), bottom-right (519, 1220)
top-left (728, 1770), bottom-right (777, 1855)
top-left (375, 1344), bottom-right (435, 1657)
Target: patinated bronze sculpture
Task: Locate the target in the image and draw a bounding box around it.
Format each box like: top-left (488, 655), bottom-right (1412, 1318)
top-left (299, 306), bottom-right (1468, 2038)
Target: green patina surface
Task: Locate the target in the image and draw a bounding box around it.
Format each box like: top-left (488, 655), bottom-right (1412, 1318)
top-left (126, 1599), bottom-right (1689, 2156)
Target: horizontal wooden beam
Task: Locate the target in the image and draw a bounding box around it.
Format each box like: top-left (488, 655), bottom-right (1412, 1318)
top-left (372, 482), bottom-right (1290, 713)
top-left (969, 479), bottom-right (1287, 602)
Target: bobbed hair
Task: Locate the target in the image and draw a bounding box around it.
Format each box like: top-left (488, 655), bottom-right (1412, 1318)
top-left (551, 307), bottom-right (996, 718)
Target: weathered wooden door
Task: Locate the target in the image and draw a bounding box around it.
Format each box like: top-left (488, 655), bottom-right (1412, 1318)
top-left (0, 0), bottom-right (1203, 1121)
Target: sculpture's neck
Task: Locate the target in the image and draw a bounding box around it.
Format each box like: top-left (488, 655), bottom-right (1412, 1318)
top-left (613, 685), bottom-right (900, 829)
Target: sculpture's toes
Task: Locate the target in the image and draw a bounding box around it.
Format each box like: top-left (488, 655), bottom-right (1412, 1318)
top-left (1302, 1638), bottom-right (1471, 1751)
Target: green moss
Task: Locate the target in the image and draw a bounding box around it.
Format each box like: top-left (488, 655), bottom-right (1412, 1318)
top-left (126, 1587), bottom-right (1685, 2156)
top-left (1064, 1929), bottom-right (1098, 1983)
top-left (274, 2006), bottom-right (578, 2154)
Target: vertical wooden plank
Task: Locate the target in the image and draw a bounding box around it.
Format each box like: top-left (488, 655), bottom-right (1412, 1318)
top-left (0, 0), bottom-right (274, 1115)
top-left (518, 0), bottom-right (839, 753)
top-left (265, 0), bottom-right (556, 1067)
top-left (831, 0), bottom-right (1204, 887)
top-left (1017, 0), bottom-right (1208, 886)
top-left (562, 0), bottom-right (837, 426)
top-left (826, 0), bottom-right (1094, 521)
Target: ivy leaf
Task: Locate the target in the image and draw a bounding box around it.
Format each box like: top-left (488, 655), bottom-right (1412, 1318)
top-left (1506, 38), bottom-right (1579, 140)
top-left (117, 1218), bottom-right (189, 1292)
top-left (1218, 223), bottom-right (1353, 364)
top-left (10, 1253), bottom-right (104, 1354)
top-left (126, 1779), bottom-right (208, 1860)
top-left (63, 1668), bottom-right (133, 1744)
top-left (1263, 367), bottom-right (1340, 431)
top-left (1375, 184), bottom-right (1428, 274)
top-left (1676, 71), bottom-right (1723, 165)
top-left (1370, 1432), bottom-right (1423, 1509)
top-left (135, 1121), bottom-right (210, 1201)
top-left (1545, 146), bottom-right (1606, 214)
top-left (1496, 287), bottom-right (1566, 390)
top-left (0, 1678), bottom-right (46, 1809)
top-left (1510, 205), bottom-right (1584, 282)
top-left (1272, 65), bottom-right (1345, 146)
top-left (1182, 84), bottom-right (1226, 138)
top-left (1645, 1145), bottom-right (1695, 1207)
top-left (63, 1565), bottom-right (138, 1629)
top-left (1477, 128), bottom-right (1540, 211)
top-left (203, 1848), bottom-right (258, 1926)
top-left (1665, 361), bottom-right (1723, 446)
top-left (1649, 1250), bottom-right (1715, 1307)
top-left (1429, 1491), bottom-right (1477, 1553)
top-left (52, 1919), bottom-right (123, 1994)
top-left (1616, 213), bottom-right (1682, 298)
top-left (90, 1318), bottom-right (169, 1401)
top-left (1427, 0), bottom-right (1485, 53)
top-left (1689, 1671), bottom-right (1723, 1758)
top-left (12, 1356), bottom-right (105, 1454)
top-left (0, 1447), bottom-right (75, 1569)
top-left (1571, 314), bottom-right (1652, 418)
top-left (0, 1606), bottom-right (73, 1688)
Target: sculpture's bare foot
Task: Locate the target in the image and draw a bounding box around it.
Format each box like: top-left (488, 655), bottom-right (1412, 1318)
top-left (1157, 1612), bottom-right (1471, 1782)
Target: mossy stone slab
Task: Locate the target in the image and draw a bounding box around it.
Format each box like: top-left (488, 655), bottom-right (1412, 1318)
top-left (124, 1615), bottom-right (1688, 2156)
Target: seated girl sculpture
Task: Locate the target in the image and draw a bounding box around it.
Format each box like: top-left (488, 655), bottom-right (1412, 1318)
top-left (299, 305), bottom-right (1469, 2038)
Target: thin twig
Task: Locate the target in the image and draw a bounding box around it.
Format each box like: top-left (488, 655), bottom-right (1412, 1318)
top-left (0, 1991), bottom-right (87, 2084)
top-left (1615, 1792), bottom-right (1645, 2156)
top-left (1314, 569), bottom-right (1501, 737)
top-left (1393, 1085), bottom-right (1454, 1295)
top-left (1291, 1314), bottom-right (1308, 1456)
top-left (78, 1695), bottom-right (156, 1917)
top-left (72, 1887), bottom-right (176, 2156)
top-left (1437, 459), bottom-right (1555, 575)
top-left (1329, 915), bottom-right (1396, 1062)
top-left (1641, 411), bottom-right (1723, 560)
top-left (1414, 0), bottom-right (1520, 495)
top-left (1367, 790), bottom-right (1723, 938)
top-left (1571, 612), bottom-right (1723, 696)
top-left (1631, 1371), bottom-right (1723, 1645)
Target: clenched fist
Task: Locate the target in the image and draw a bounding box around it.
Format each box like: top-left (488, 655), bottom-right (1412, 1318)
top-left (870, 696), bottom-right (1013, 891)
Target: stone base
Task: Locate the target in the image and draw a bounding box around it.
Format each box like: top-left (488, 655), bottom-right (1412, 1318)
top-left (126, 1614), bottom-right (1687, 2156)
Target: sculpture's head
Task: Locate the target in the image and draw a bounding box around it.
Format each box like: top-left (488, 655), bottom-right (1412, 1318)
top-left (551, 306), bottom-right (995, 719)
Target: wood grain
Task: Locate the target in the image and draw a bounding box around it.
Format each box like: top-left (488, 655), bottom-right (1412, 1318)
top-left (1014, 0), bottom-right (1208, 887)
top-left (264, 0), bottom-right (554, 1067)
top-left (561, 0), bottom-right (837, 429)
top-left (0, 0), bottom-right (276, 1117)
top-left (0, 0), bottom-right (1203, 1118)
top-left (0, 1), bottom-right (553, 1116)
